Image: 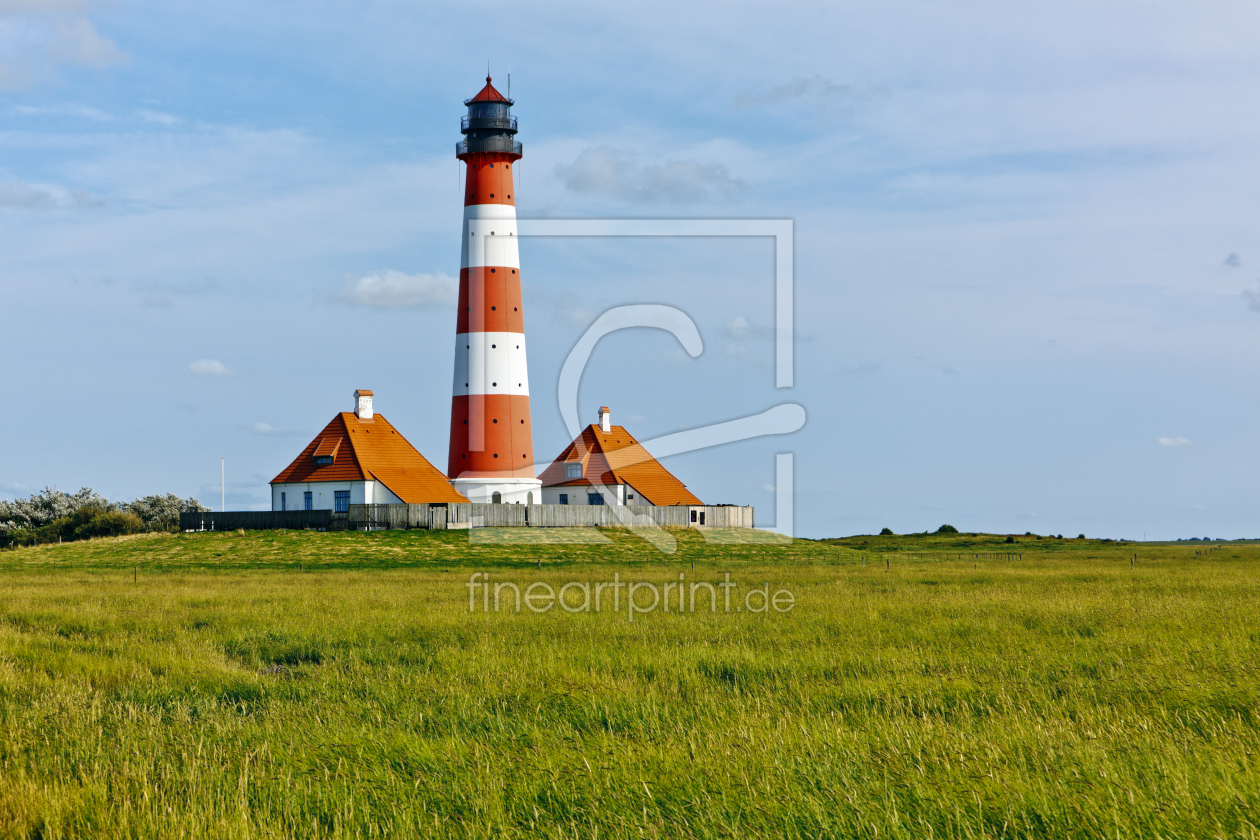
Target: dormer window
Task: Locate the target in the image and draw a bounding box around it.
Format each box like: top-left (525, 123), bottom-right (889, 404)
top-left (313, 437), bottom-right (340, 466)
top-left (566, 463), bottom-right (582, 480)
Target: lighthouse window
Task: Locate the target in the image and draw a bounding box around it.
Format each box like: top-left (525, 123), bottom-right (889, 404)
top-left (491, 268), bottom-right (495, 273)
top-left (490, 194), bottom-right (494, 198)
top-left (491, 306), bottom-right (496, 311)
top-left (492, 419), bottom-right (497, 424)
top-left (493, 454), bottom-right (498, 458)
top-left (492, 382), bottom-right (497, 386)
top-left (491, 344), bottom-right (496, 348)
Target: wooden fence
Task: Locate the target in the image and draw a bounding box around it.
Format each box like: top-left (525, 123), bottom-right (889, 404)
top-left (348, 503), bottom-right (753, 530)
top-left (184, 504), bottom-right (754, 533)
top-left (179, 510), bottom-right (334, 531)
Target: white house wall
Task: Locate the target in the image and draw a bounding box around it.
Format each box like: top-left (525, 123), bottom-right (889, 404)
top-left (271, 479), bottom-right (404, 511)
top-left (540, 483), bottom-right (642, 506)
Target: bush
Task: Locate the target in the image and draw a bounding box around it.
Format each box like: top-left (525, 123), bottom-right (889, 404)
top-left (935, 524), bottom-right (959, 534)
top-left (1, 487), bottom-right (204, 548)
top-left (74, 510), bottom-right (143, 539)
top-left (1077, 534), bottom-right (1086, 540)
top-left (124, 493), bottom-right (209, 531)
top-left (1005, 536), bottom-right (1015, 543)
top-left (879, 528), bottom-right (894, 536)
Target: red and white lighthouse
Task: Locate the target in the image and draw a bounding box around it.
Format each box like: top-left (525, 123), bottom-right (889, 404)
top-left (447, 76), bottom-right (541, 504)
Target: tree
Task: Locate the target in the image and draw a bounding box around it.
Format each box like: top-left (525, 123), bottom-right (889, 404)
top-left (879, 527), bottom-right (894, 536)
top-left (124, 493), bottom-right (209, 531)
top-left (935, 524), bottom-right (959, 534)
top-left (0, 486), bottom-right (110, 532)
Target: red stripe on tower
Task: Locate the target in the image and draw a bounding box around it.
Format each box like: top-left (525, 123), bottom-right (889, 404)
top-left (447, 76), bottom-right (542, 504)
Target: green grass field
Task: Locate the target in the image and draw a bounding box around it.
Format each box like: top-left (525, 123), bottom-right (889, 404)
top-left (0, 529), bottom-right (1257, 838)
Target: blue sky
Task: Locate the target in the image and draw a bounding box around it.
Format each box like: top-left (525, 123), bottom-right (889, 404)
top-left (2, 0), bottom-right (1259, 539)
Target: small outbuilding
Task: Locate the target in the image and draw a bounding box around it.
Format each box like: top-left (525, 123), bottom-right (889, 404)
top-left (270, 390), bottom-right (467, 512)
top-left (538, 406), bottom-right (702, 507)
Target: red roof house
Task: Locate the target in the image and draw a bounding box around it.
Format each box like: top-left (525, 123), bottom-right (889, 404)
top-left (270, 390), bottom-right (467, 511)
top-left (538, 407), bottom-right (702, 507)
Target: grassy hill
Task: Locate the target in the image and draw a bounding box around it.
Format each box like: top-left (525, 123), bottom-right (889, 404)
top-left (0, 529), bottom-right (1256, 838)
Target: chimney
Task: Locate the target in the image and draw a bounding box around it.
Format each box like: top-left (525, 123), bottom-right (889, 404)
top-left (354, 389), bottom-right (374, 420)
top-left (598, 406), bottom-right (611, 433)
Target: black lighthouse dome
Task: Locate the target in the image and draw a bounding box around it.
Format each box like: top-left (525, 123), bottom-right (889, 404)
top-left (457, 76), bottom-right (522, 157)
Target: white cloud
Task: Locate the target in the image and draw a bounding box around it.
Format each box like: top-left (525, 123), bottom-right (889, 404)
top-left (249, 422), bottom-right (295, 436)
top-left (189, 359), bottom-right (230, 377)
top-left (556, 147), bottom-right (744, 204)
top-left (341, 270), bottom-right (457, 309)
top-left (130, 277), bottom-right (215, 308)
top-left (762, 484), bottom-right (775, 493)
top-left (48, 16), bottom-right (125, 68)
top-left (0, 6), bottom-right (126, 90)
top-left (137, 108), bottom-right (178, 125)
top-left (720, 315), bottom-right (772, 340)
top-left (1158, 437), bottom-right (1192, 447)
top-left (0, 181), bottom-right (101, 209)
top-left (722, 341), bottom-right (766, 367)
top-left (734, 75), bottom-right (872, 117)
top-left (1223, 253), bottom-right (1241, 268)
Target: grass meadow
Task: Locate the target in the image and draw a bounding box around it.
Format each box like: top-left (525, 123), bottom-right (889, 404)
top-left (0, 528), bottom-right (1257, 838)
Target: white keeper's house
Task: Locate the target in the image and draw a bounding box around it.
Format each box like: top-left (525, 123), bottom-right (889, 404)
top-left (270, 390), bottom-right (467, 511)
top-left (538, 407), bottom-right (702, 507)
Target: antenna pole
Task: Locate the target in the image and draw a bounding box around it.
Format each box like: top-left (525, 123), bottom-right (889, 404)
top-left (221, 457), bottom-right (225, 512)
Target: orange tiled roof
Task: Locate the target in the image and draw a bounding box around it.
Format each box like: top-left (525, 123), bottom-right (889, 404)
top-left (271, 412), bottom-right (468, 504)
top-left (467, 76), bottom-right (510, 104)
top-left (538, 424), bottom-right (702, 506)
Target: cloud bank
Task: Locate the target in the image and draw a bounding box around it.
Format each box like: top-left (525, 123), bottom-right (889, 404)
top-left (189, 359), bottom-right (230, 377)
top-left (556, 147), bottom-right (744, 204)
top-left (340, 270), bottom-right (458, 309)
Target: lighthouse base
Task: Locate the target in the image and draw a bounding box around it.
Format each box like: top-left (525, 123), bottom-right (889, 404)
top-left (451, 476), bottom-right (543, 506)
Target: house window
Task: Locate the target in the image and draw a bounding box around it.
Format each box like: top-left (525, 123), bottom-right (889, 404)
top-left (492, 491), bottom-right (502, 504)
top-left (304, 491), bottom-right (313, 511)
top-left (558, 494), bottom-right (568, 505)
top-left (699, 511), bottom-right (706, 525)
top-left (334, 491), bottom-right (349, 513)
top-left (314, 455), bottom-right (333, 466)
top-left (627, 493), bottom-right (634, 501)
top-left (566, 464), bottom-right (582, 480)
top-left (280, 492), bottom-right (286, 511)
top-left (690, 510), bottom-right (697, 523)
top-left (588, 493), bottom-right (604, 506)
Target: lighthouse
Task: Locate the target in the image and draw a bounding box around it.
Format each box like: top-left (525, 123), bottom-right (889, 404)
top-left (447, 76), bottom-right (542, 505)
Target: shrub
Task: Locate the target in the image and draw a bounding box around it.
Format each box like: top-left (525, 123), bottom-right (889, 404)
top-left (879, 528), bottom-right (894, 536)
top-left (935, 524), bottom-right (959, 534)
top-left (1077, 534), bottom-right (1086, 540)
top-left (1, 487), bottom-right (204, 547)
top-left (124, 493), bottom-right (210, 531)
top-left (1005, 536), bottom-right (1015, 543)
top-left (73, 510), bottom-right (143, 539)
